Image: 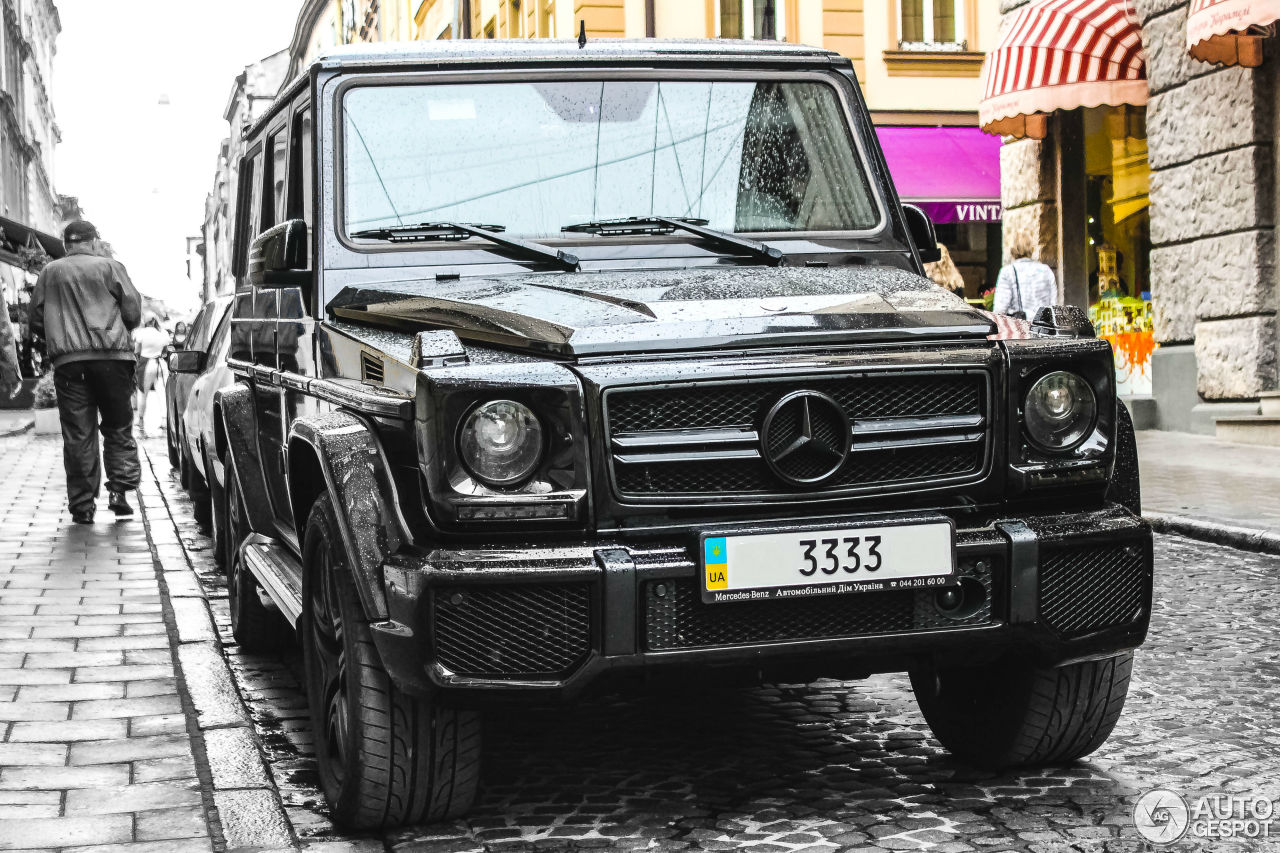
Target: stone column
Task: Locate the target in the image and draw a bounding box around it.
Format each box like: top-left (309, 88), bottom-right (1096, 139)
top-left (1000, 137), bottom-right (1059, 271)
top-left (1141, 0), bottom-right (1278, 425)
top-left (997, 0), bottom-right (1062, 284)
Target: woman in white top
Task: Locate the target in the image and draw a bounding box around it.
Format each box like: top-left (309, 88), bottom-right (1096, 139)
top-left (994, 232), bottom-right (1058, 321)
top-left (132, 316), bottom-right (169, 433)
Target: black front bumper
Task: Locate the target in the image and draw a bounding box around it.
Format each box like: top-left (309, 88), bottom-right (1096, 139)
top-left (373, 504), bottom-right (1153, 703)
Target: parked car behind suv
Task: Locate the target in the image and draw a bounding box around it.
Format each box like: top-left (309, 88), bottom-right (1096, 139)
top-left (168, 295), bottom-right (234, 546)
top-left (165, 296), bottom-right (232, 521)
top-left (213, 40), bottom-right (1152, 829)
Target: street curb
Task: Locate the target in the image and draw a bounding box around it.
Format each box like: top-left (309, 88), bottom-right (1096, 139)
top-left (1145, 511), bottom-right (1280, 556)
top-left (0, 419), bottom-right (32, 438)
top-left (137, 444), bottom-right (298, 851)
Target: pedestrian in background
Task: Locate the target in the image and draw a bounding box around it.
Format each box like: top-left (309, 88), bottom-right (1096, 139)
top-left (0, 285), bottom-right (20, 400)
top-left (132, 315), bottom-right (168, 433)
top-left (30, 220), bottom-right (142, 524)
top-left (169, 320), bottom-right (189, 351)
top-left (924, 243), bottom-right (966, 298)
top-left (993, 232), bottom-right (1057, 321)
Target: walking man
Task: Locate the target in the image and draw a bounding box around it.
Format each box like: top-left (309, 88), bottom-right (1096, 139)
top-left (30, 221), bottom-right (142, 523)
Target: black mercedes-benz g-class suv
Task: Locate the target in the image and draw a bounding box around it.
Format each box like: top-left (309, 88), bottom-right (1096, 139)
top-left (203, 38), bottom-right (1152, 829)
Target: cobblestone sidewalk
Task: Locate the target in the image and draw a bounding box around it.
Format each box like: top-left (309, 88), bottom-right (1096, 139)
top-left (0, 434), bottom-right (215, 852)
top-left (141, 436), bottom-right (1280, 852)
top-left (1137, 430), bottom-right (1280, 550)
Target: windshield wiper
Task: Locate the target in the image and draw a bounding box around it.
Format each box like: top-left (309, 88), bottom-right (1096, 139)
top-left (562, 216), bottom-right (785, 267)
top-left (350, 222), bottom-right (580, 272)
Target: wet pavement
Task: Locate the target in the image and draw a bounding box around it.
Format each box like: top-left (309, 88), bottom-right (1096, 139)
top-left (133, 436), bottom-right (1280, 853)
top-left (1137, 430), bottom-right (1280, 543)
top-left (0, 434), bottom-right (216, 852)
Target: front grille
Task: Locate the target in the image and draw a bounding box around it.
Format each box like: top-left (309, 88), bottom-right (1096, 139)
top-left (645, 578), bottom-right (916, 650)
top-left (609, 375), bottom-right (982, 433)
top-left (433, 583), bottom-right (592, 678)
top-left (1039, 544), bottom-right (1148, 637)
top-left (617, 445), bottom-right (983, 495)
top-left (606, 373), bottom-right (989, 500)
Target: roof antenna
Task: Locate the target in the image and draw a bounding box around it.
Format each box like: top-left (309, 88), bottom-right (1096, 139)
top-left (578, 20), bottom-right (587, 48)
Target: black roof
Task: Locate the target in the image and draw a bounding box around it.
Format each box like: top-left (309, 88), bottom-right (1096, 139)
top-left (311, 38), bottom-right (844, 70)
top-left (251, 38), bottom-right (850, 143)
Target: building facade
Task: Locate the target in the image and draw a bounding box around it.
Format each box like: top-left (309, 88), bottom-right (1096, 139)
top-left (987, 0), bottom-right (1278, 440)
top-left (201, 49), bottom-right (289, 302)
top-left (0, 0), bottom-right (64, 383)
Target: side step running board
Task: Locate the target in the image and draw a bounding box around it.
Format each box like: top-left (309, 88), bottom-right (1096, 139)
top-left (240, 534), bottom-right (304, 628)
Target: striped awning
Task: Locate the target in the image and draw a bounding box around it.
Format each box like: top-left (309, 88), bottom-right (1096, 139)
top-left (1187, 0), bottom-right (1273, 66)
top-left (979, 0), bottom-right (1148, 139)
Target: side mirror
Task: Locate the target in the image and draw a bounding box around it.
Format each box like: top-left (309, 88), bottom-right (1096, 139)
top-left (902, 204), bottom-right (942, 264)
top-left (248, 219), bottom-right (309, 288)
top-left (1031, 305), bottom-right (1097, 338)
top-left (168, 349), bottom-right (207, 374)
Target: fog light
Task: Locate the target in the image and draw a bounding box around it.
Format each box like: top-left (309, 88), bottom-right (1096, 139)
top-left (935, 587), bottom-right (963, 612)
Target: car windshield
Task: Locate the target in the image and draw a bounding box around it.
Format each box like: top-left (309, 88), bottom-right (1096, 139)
top-left (342, 78), bottom-right (881, 242)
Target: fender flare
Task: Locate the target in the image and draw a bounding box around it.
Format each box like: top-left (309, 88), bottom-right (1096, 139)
top-left (288, 412), bottom-right (409, 621)
top-left (1108, 402), bottom-right (1141, 516)
top-left (213, 383), bottom-right (276, 535)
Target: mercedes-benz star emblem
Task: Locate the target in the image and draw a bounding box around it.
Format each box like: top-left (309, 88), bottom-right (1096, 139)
top-left (761, 391), bottom-right (852, 486)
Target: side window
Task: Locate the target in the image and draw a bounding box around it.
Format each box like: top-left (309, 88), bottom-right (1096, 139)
top-left (266, 129), bottom-right (289, 229)
top-left (287, 105), bottom-right (313, 227)
top-left (208, 306), bottom-right (232, 355)
top-left (232, 149), bottom-right (263, 284)
top-left (248, 151), bottom-right (265, 241)
top-left (186, 306), bottom-right (214, 351)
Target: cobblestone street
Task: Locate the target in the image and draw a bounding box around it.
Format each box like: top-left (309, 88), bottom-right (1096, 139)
top-left (125, 433), bottom-right (1280, 852)
top-left (1, 431), bottom-right (1279, 851)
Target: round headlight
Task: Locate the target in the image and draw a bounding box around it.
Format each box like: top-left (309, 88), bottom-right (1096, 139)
top-left (459, 400), bottom-right (544, 486)
top-left (1024, 371), bottom-right (1097, 451)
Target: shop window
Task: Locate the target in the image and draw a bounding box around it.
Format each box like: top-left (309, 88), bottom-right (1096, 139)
top-left (720, 1), bottom-right (783, 40)
top-left (1082, 105), bottom-right (1152, 396)
top-left (899, 0), bottom-right (965, 50)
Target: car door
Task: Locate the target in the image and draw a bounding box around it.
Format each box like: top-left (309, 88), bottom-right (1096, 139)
top-left (168, 301), bottom-right (214, 441)
top-left (277, 97), bottom-right (321, 538)
top-left (253, 117), bottom-right (296, 538)
top-left (184, 298), bottom-right (233, 476)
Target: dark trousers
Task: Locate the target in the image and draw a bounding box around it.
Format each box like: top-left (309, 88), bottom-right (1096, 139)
top-left (53, 360), bottom-right (140, 514)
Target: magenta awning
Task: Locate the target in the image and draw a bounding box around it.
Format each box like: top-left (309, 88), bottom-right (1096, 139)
top-left (875, 126), bottom-right (1002, 224)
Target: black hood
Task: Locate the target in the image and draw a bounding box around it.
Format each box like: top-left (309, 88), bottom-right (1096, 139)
top-left (328, 265), bottom-right (993, 358)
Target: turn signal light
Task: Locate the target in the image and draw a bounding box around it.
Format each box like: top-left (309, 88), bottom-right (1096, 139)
top-left (455, 501), bottom-right (574, 521)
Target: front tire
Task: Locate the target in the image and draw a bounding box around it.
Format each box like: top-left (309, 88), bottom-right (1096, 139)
top-left (302, 492), bottom-right (481, 829)
top-left (186, 443), bottom-right (212, 530)
top-left (910, 651), bottom-right (1133, 769)
top-left (223, 464), bottom-right (290, 651)
top-left (209, 448), bottom-right (227, 570)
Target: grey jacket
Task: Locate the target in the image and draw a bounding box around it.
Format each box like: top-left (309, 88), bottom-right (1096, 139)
top-left (31, 244), bottom-right (142, 367)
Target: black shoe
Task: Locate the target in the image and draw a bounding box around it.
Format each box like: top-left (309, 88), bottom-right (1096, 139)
top-left (71, 510), bottom-right (94, 525)
top-left (108, 490), bottom-right (134, 518)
